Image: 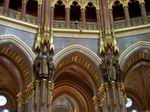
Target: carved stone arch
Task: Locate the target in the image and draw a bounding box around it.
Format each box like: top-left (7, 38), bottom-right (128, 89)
top-left (54, 44), bottom-right (101, 66)
top-left (119, 41), bottom-right (150, 71)
top-left (83, 0), bottom-right (97, 9)
top-left (120, 41), bottom-right (150, 111)
top-left (52, 0), bottom-right (66, 7)
top-left (68, 0), bottom-right (82, 7)
top-left (109, 0), bottom-right (124, 9)
top-left (54, 44), bottom-right (102, 94)
top-left (53, 83), bottom-right (91, 112)
top-left (0, 35), bottom-right (35, 89)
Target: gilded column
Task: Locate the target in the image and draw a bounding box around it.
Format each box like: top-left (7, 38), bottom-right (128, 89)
top-left (34, 0), bottom-right (55, 111)
top-left (123, 4), bottom-right (131, 27)
top-left (81, 8), bottom-right (86, 29)
top-left (65, 7), bottom-right (70, 28)
top-left (40, 79), bottom-right (47, 112)
top-left (3, 0), bottom-right (9, 16)
top-left (139, 1), bottom-right (148, 24)
top-left (34, 80), bottom-right (40, 112)
top-left (21, 0), bottom-right (28, 20)
top-left (97, 0), bottom-right (127, 112)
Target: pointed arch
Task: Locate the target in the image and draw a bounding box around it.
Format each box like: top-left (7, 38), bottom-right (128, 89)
top-left (119, 41), bottom-right (150, 80)
top-left (0, 35), bottom-right (35, 62)
top-left (54, 44), bottom-right (102, 94)
top-left (109, 0), bottom-right (124, 9)
top-left (52, 0), bottom-right (66, 7)
top-left (83, 1), bottom-right (97, 9)
top-left (54, 0), bottom-right (66, 20)
top-left (128, 0), bottom-right (141, 18)
top-left (119, 41), bottom-right (150, 68)
top-left (112, 0), bottom-right (125, 21)
top-left (0, 35), bottom-right (35, 88)
top-left (68, 0), bottom-right (81, 7)
top-left (54, 44), bottom-right (101, 66)
top-left (85, 2), bottom-right (97, 22)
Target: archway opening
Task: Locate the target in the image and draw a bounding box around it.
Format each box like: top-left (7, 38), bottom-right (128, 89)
top-left (9, 0), bottom-right (21, 11)
top-left (26, 0), bottom-right (38, 16)
top-left (0, 0), bottom-right (4, 6)
top-left (122, 47), bottom-right (150, 111)
top-left (112, 0), bottom-right (125, 21)
top-left (145, 0), bottom-right (150, 15)
top-left (85, 2), bottom-right (97, 22)
top-left (53, 52), bottom-right (101, 112)
top-left (54, 0), bottom-right (65, 20)
top-left (70, 1), bottom-right (81, 21)
top-left (128, 0), bottom-right (141, 18)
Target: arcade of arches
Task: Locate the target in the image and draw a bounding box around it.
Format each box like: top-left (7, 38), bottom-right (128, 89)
top-left (0, 37), bottom-right (149, 112)
top-left (0, 0), bottom-right (149, 112)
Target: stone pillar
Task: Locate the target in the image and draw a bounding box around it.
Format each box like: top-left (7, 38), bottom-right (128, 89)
top-left (96, 9), bottom-right (100, 30)
top-left (123, 5), bottom-right (131, 27)
top-left (101, 0), bottom-right (111, 32)
top-left (65, 7), bottom-right (70, 28)
top-left (39, 79), bottom-right (47, 112)
top-left (139, 1), bottom-right (148, 24)
top-left (37, 0), bottom-right (42, 25)
top-left (21, 0), bottom-right (28, 20)
top-left (50, 7), bottom-right (54, 28)
top-left (3, 0), bottom-right (9, 16)
top-left (81, 8), bottom-right (86, 29)
top-left (108, 8), bottom-right (114, 30)
top-left (34, 80), bottom-right (40, 112)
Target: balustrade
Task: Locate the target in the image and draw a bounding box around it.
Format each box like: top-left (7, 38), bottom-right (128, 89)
top-left (25, 14), bottom-right (37, 24)
top-left (0, 6), bottom-right (150, 30)
top-left (53, 20), bottom-right (65, 29)
top-left (85, 22), bottom-right (98, 30)
top-left (130, 17), bottom-right (143, 26)
top-left (7, 9), bottom-right (21, 20)
top-left (114, 20), bottom-right (126, 29)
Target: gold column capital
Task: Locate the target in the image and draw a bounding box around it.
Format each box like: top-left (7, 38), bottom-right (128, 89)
top-left (41, 79), bottom-right (47, 86)
top-left (38, 0), bottom-right (43, 5)
top-left (110, 81), bottom-right (116, 88)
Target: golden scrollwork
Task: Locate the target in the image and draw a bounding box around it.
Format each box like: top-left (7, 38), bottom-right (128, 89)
top-left (93, 84), bottom-right (106, 107)
top-left (17, 83), bottom-right (34, 106)
top-left (48, 81), bottom-right (54, 100)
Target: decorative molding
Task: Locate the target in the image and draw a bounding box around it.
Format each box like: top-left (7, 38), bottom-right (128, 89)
top-left (119, 41), bottom-right (150, 69)
top-left (54, 44), bottom-right (101, 66)
top-left (17, 83), bottom-right (34, 106)
top-left (0, 15), bottom-right (37, 33)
